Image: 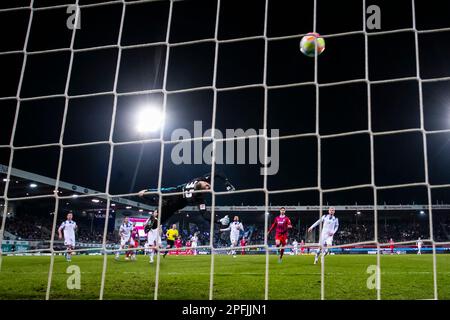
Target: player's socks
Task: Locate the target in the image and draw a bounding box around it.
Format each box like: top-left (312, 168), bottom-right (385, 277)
top-left (314, 249), bottom-right (320, 264)
top-left (280, 248), bottom-right (284, 259)
top-left (275, 244), bottom-right (281, 257)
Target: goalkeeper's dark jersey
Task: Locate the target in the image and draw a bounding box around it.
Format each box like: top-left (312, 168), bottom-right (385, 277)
top-left (162, 176), bottom-right (208, 211)
top-left (144, 216), bottom-right (159, 233)
top-left (142, 173), bottom-right (233, 216)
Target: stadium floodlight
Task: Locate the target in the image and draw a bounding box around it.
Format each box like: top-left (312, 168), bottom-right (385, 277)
top-left (126, 206), bottom-right (132, 209)
top-left (72, 194), bottom-right (79, 198)
top-left (420, 210), bottom-right (425, 215)
top-left (91, 199), bottom-right (100, 203)
top-left (356, 211), bottom-right (361, 215)
top-left (135, 106), bottom-right (165, 133)
top-left (111, 203), bottom-right (116, 207)
top-left (2, 178), bottom-right (8, 182)
top-left (29, 183), bottom-right (37, 188)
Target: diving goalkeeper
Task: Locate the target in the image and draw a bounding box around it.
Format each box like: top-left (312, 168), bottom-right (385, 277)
top-left (138, 172), bottom-right (235, 219)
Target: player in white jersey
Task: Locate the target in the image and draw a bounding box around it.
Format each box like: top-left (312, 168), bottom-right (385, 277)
top-left (220, 215), bottom-right (244, 258)
top-left (58, 212), bottom-right (77, 262)
top-left (190, 232), bottom-right (199, 255)
top-left (116, 216), bottom-right (133, 260)
top-left (292, 239), bottom-right (299, 255)
top-left (416, 237), bottom-right (423, 255)
top-left (144, 210), bottom-right (162, 263)
top-left (308, 207), bottom-right (339, 265)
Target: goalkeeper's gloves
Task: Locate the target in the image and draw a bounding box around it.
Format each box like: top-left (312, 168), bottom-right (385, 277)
top-left (225, 181), bottom-right (235, 191)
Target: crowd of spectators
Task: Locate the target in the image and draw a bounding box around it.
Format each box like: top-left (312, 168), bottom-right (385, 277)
top-left (3, 212), bottom-right (116, 243)
top-left (4, 212), bottom-right (450, 247)
top-left (4, 213), bottom-right (52, 240)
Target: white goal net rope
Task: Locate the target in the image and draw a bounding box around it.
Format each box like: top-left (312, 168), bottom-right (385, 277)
top-left (0, 0), bottom-right (450, 300)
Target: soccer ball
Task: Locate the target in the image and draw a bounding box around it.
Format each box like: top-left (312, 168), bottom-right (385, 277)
top-left (219, 215), bottom-right (230, 226)
top-left (300, 32), bottom-right (325, 57)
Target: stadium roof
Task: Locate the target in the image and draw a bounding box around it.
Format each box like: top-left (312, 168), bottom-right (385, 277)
top-left (0, 164), bottom-right (153, 212)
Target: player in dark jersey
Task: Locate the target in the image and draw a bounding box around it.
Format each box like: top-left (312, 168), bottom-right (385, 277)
top-left (144, 210), bottom-right (162, 263)
top-left (138, 172), bottom-right (235, 220)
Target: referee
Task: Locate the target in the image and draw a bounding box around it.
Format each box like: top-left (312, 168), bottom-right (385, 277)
top-left (163, 224), bottom-right (179, 258)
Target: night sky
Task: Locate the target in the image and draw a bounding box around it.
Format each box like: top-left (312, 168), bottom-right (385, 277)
top-left (0, 0), bottom-right (450, 217)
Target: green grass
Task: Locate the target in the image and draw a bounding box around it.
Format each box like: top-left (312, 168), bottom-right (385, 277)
top-left (0, 254), bottom-right (449, 300)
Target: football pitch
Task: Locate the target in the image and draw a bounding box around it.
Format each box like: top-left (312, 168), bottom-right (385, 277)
top-left (0, 254), bottom-right (449, 300)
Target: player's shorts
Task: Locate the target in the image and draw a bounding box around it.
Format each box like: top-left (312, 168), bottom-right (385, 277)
top-left (320, 234), bottom-right (333, 247)
top-left (120, 236), bottom-right (130, 246)
top-left (230, 234), bottom-right (240, 243)
top-left (64, 238), bottom-right (75, 247)
top-left (275, 233), bottom-right (287, 245)
top-left (129, 238), bottom-right (137, 247)
top-left (191, 242), bottom-right (197, 248)
top-left (167, 239), bottom-right (175, 247)
top-left (147, 229), bottom-right (161, 246)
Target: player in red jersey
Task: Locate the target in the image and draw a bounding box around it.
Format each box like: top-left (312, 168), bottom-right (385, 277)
top-left (240, 237), bottom-right (247, 255)
top-left (185, 239), bottom-right (192, 255)
top-left (175, 236), bottom-right (183, 255)
top-left (268, 207), bottom-right (292, 263)
top-left (300, 239), bottom-right (305, 255)
top-left (389, 238), bottom-right (394, 255)
top-left (127, 223), bottom-right (139, 261)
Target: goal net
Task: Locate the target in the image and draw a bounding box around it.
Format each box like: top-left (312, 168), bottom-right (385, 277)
top-left (0, 0), bottom-right (449, 300)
